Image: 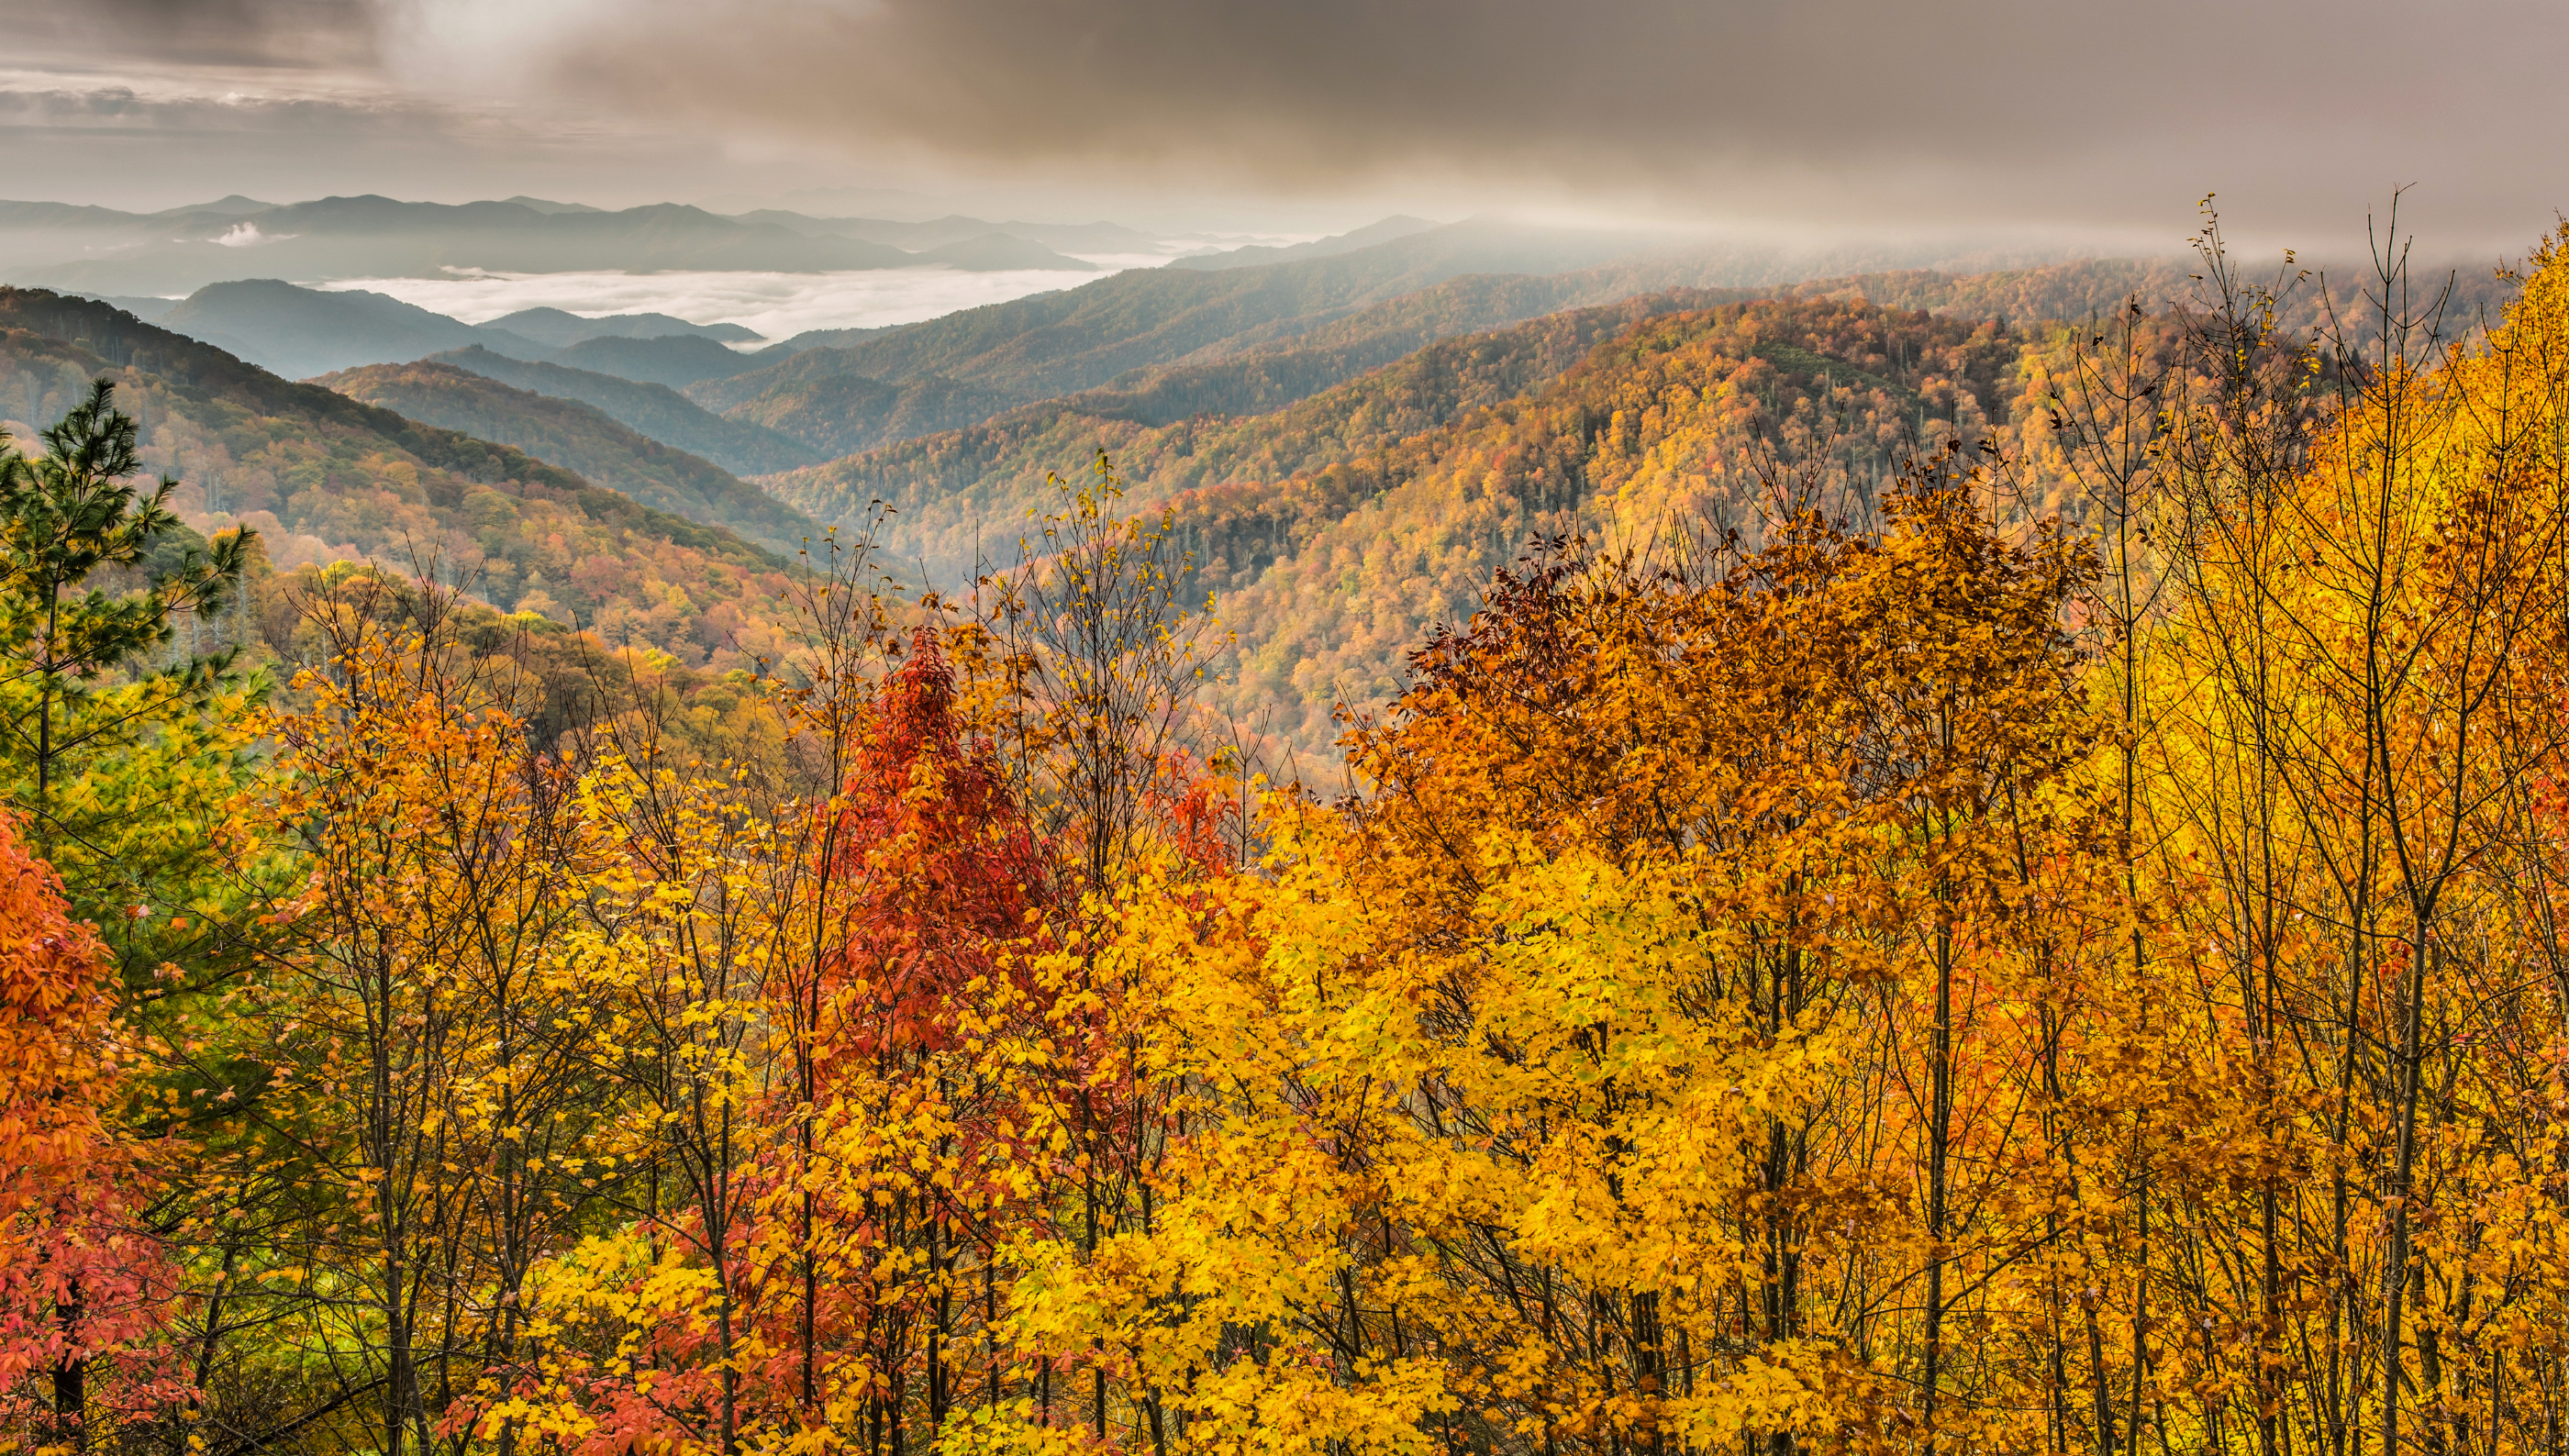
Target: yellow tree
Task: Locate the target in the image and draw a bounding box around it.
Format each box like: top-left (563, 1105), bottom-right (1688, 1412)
top-left (232, 570), bottom-right (624, 1456)
top-left (2136, 220), bottom-right (2569, 1456)
top-left (963, 480), bottom-right (2114, 1455)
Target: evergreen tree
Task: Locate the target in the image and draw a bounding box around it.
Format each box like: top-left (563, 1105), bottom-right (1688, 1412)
top-left (0, 377), bottom-right (262, 991)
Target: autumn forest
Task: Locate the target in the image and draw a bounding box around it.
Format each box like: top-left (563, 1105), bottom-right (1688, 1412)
top-left (9, 212), bottom-right (2569, 1456)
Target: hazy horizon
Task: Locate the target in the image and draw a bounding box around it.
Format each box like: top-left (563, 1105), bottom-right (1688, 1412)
top-left (4, 0), bottom-right (2563, 265)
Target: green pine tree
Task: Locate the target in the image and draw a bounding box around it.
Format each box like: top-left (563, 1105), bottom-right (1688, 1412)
top-left (0, 377), bottom-right (267, 993)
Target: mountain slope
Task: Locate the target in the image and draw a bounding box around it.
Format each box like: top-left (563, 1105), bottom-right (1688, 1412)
top-left (696, 226), bottom-right (2106, 461)
top-left (721, 372), bottom-right (1020, 460)
top-left (762, 287), bottom-right (1760, 587)
top-left (1170, 216), bottom-right (1441, 271)
top-left (487, 307), bottom-right (763, 346)
top-left (760, 258), bottom-right (2242, 589)
top-left (0, 289), bottom-right (793, 667)
top-left (731, 211), bottom-right (1162, 254)
top-left (1792, 257), bottom-right (2517, 339)
top-left (1172, 295), bottom-right (2030, 749)
top-left (553, 333), bottom-right (767, 387)
top-left (311, 361), bottom-right (820, 551)
top-left (426, 346), bottom-right (821, 475)
top-left (157, 280), bottom-right (539, 378)
top-left (909, 234), bottom-right (1097, 272)
top-left (688, 219), bottom-right (1664, 418)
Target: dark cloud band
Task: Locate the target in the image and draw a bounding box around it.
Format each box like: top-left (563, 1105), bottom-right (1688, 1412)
top-left (444, 0), bottom-right (2552, 241)
top-left (4, 0), bottom-right (2559, 246)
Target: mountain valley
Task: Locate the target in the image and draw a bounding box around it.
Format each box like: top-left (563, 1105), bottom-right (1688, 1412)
top-left (4, 189), bottom-right (2506, 759)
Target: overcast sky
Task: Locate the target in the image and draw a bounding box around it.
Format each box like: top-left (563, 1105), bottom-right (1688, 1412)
top-left (3, 0), bottom-right (2562, 255)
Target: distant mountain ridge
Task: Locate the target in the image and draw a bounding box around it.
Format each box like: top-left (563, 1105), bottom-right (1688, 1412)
top-left (909, 234), bottom-right (1098, 272)
top-left (734, 211), bottom-right (1158, 256)
top-left (130, 279), bottom-right (776, 389)
top-left (0, 195), bottom-right (1096, 295)
top-left (688, 220), bottom-right (2080, 463)
top-left (424, 347), bottom-right (821, 476)
top-left (500, 196), bottom-right (606, 215)
top-left (1171, 216), bottom-right (1442, 270)
top-left (157, 280), bottom-right (541, 379)
top-left (486, 306), bottom-right (762, 346)
top-left (310, 360), bottom-right (819, 551)
top-left (682, 218), bottom-right (1675, 445)
top-left (0, 287), bottom-right (792, 667)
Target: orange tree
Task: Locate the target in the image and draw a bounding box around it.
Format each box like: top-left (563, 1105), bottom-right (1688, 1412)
top-left (0, 805), bottom-right (184, 1448)
top-left (953, 480), bottom-right (2125, 1454)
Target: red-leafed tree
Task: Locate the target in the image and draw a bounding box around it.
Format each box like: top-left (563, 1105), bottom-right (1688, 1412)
top-left (817, 628), bottom-right (1051, 1065)
top-left (0, 808), bottom-right (181, 1444)
top-left (751, 628), bottom-right (1062, 1443)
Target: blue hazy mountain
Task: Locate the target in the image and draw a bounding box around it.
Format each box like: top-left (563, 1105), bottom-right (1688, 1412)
top-left (145, 279), bottom-right (771, 387)
top-left (1170, 216), bottom-right (1442, 270)
top-left (6, 196), bottom-right (923, 295)
top-left (487, 307), bottom-right (763, 347)
top-left (734, 210), bottom-right (1151, 259)
top-left (426, 346), bottom-right (821, 476)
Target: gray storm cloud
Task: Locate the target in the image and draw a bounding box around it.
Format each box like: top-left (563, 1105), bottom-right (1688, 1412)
top-left (5, 0), bottom-right (2564, 243)
top-left (9, 0), bottom-right (380, 70)
top-left (374, 0), bottom-right (2565, 240)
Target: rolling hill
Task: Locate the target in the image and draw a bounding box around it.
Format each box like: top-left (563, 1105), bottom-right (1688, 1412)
top-left (425, 347), bottom-right (820, 475)
top-left (684, 218), bottom-right (1667, 424)
top-left (730, 211), bottom-right (1162, 255)
top-left (485, 307), bottom-right (764, 346)
top-left (309, 361), bottom-right (820, 552)
top-left (1168, 295), bottom-right (2035, 749)
top-left (718, 372), bottom-right (1020, 461)
top-left (689, 222), bottom-right (2123, 462)
top-left (0, 288), bottom-right (795, 669)
top-left (759, 286), bottom-right (1763, 587)
top-left (551, 333), bottom-right (768, 388)
top-left (154, 279), bottom-right (547, 379)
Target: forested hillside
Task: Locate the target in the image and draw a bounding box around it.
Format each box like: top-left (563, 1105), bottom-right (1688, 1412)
top-left (1182, 295), bottom-right (2026, 745)
top-left (0, 288), bottom-right (793, 664)
top-left (710, 246), bottom-right (2237, 472)
top-left (764, 287), bottom-right (1753, 584)
top-left (1795, 254), bottom-right (2519, 330)
top-left (312, 359), bottom-right (820, 550)
top-left (426, 344), bottom-right (822, 473)
top-left (684, 220), bottom-right (1687, 428)
top-left (550, 331), bottom-right (767, 387)
top-left (773, 251), bottom-right (2522, 749)
top-left (717, 369), bottom-right (1021, 459)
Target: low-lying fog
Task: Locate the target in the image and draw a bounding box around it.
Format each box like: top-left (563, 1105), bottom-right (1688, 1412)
top-left (312, 256), bottom-right (1179, 344)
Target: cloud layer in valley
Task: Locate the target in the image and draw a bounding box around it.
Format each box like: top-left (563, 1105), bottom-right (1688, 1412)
top-left (2, 0), bottom-right (2563, 250)
top-left (317, 262), bottom-right (1162, 342)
